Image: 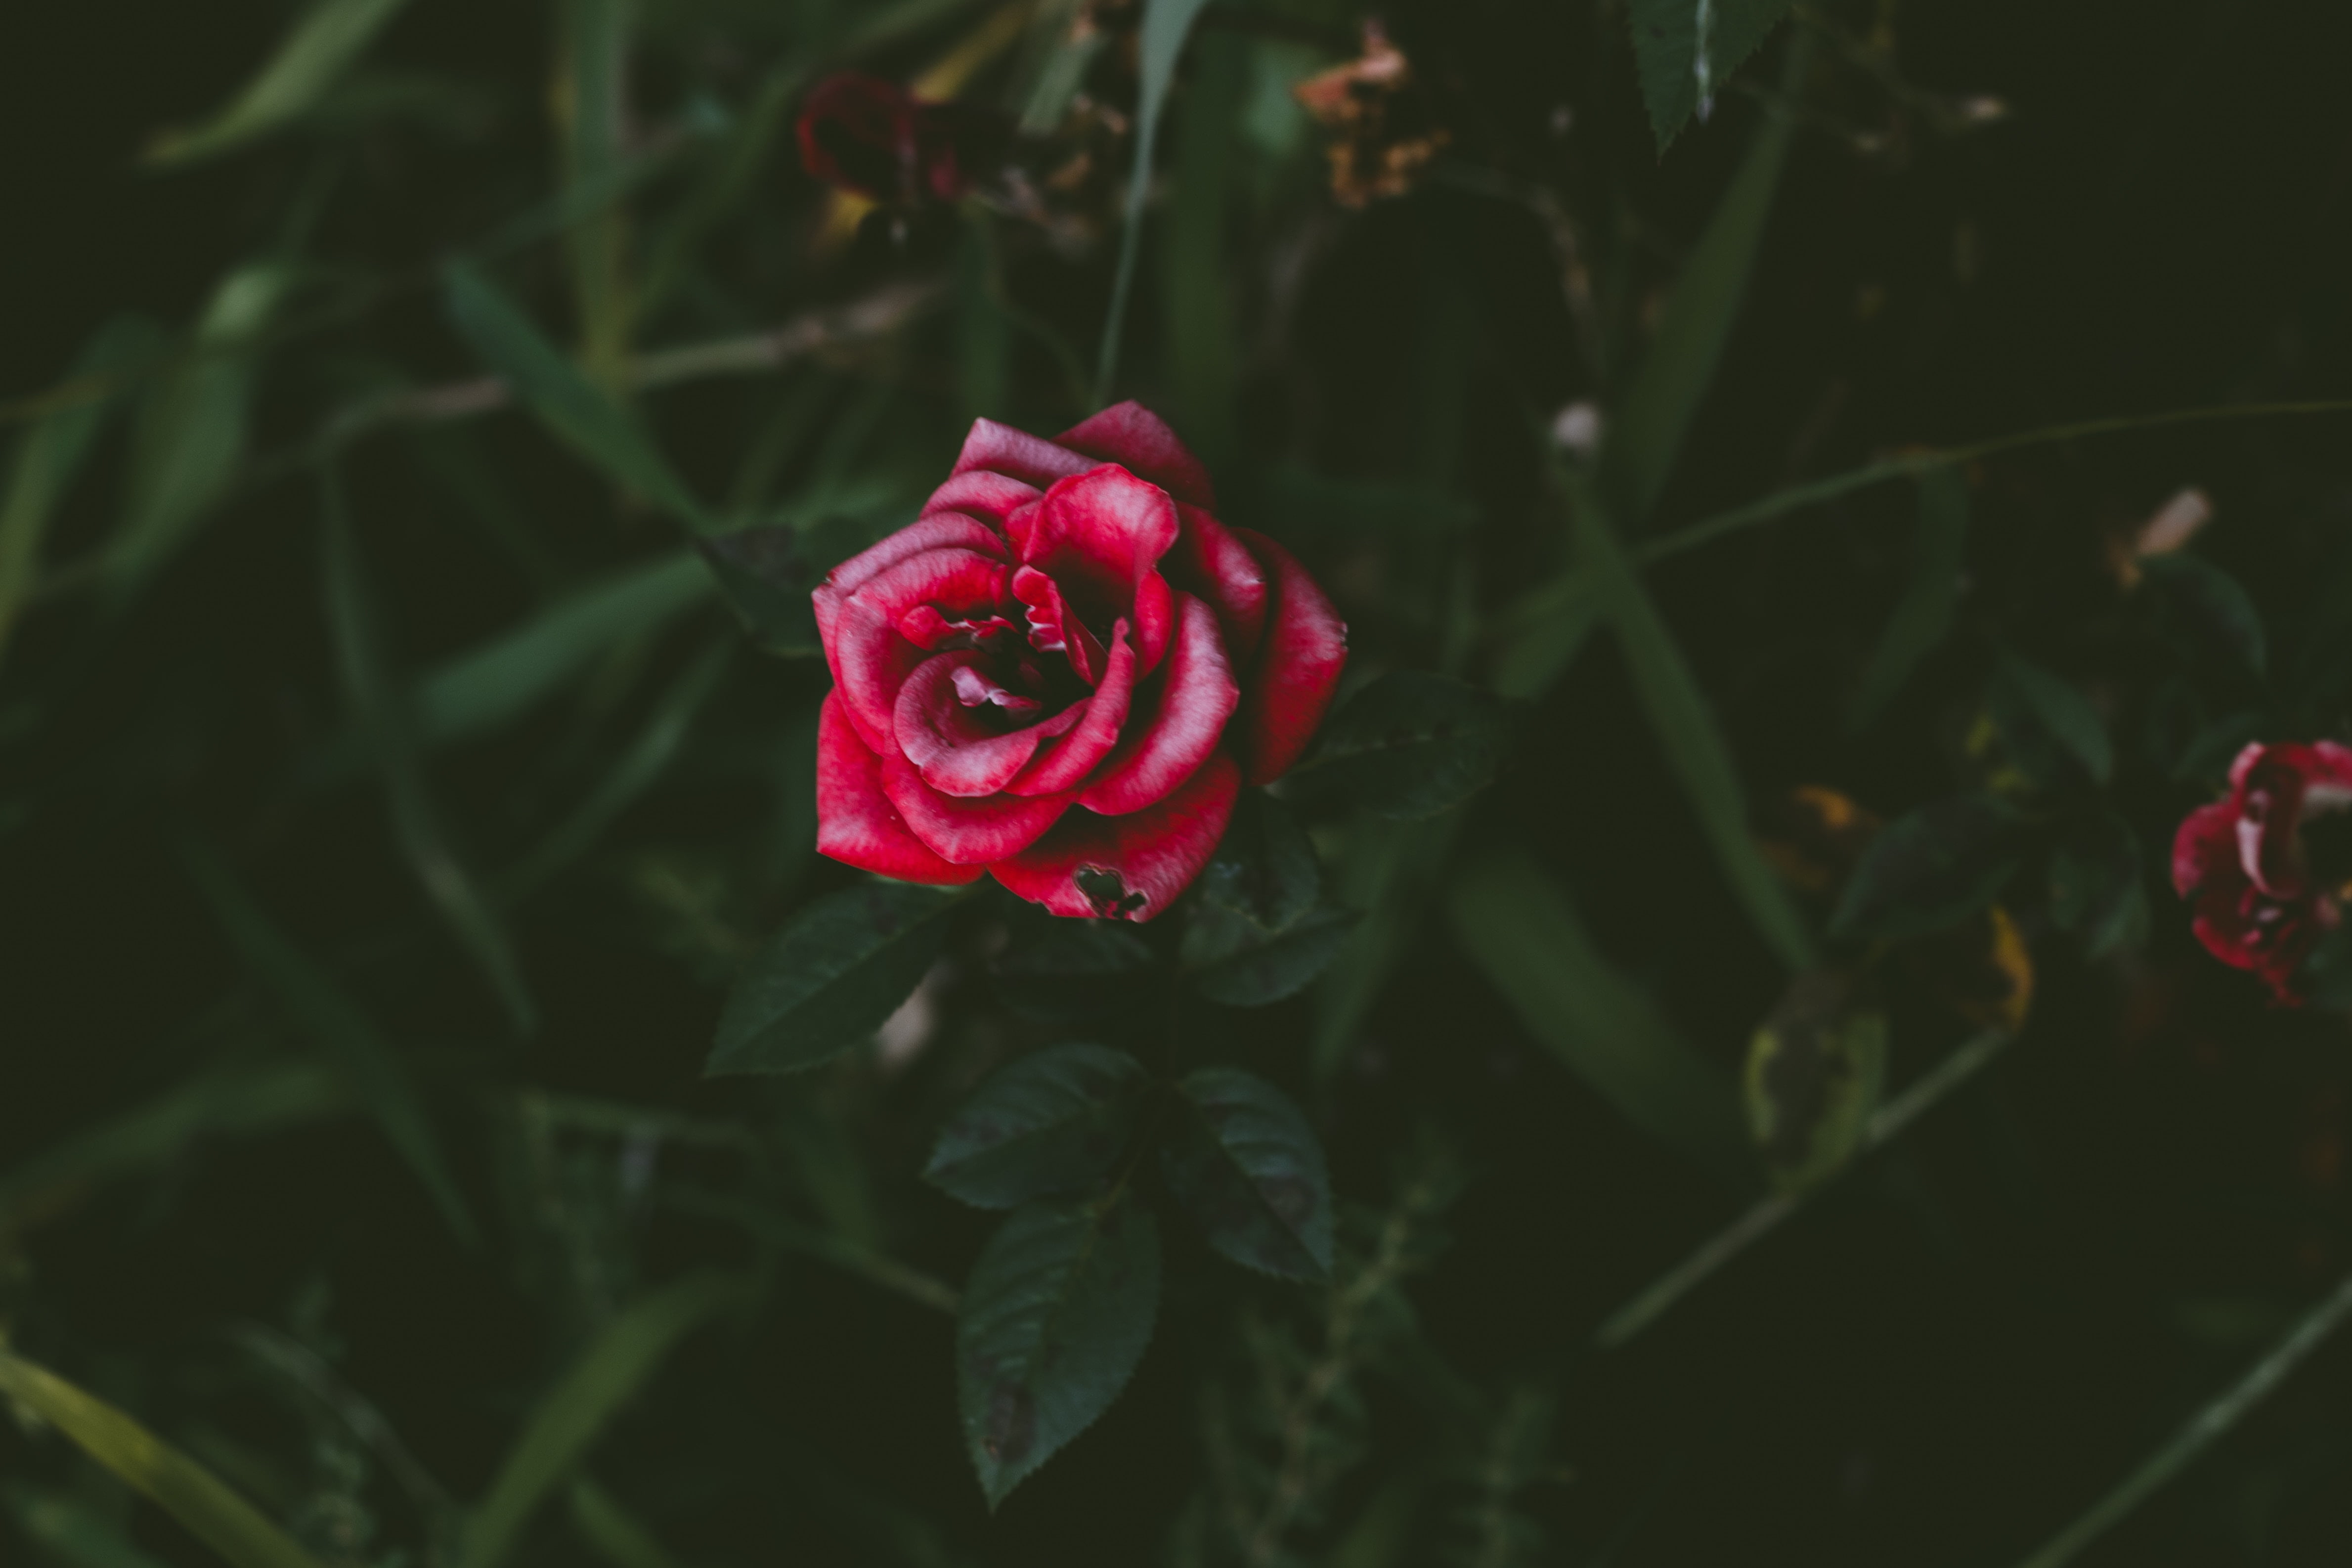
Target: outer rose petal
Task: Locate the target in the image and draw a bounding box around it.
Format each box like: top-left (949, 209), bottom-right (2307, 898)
top-left (1055, 401), bottom-right (1216, 508)
top-left (2173, 800), bottom-right (2242, 899)
top-left (813, 515), bottom-right (1006, 671)
top-left (1006, 620), bottom-right (1137, 796)
top-left (814, 693), bottom-right (982, 884)
top-left (992, 750), bottom-right (1241, 921)
top-left (1230, 528), bottom-right (1348, 786)
top-left (1022, 465), bottom-right (1182, 610)
top-left (893, 653), bottom-right (1047, 798)
top-left (919, 470), bottom-right (1042, 531)
top-left (832, 547), bottom-right (1007, 751)
top-left (881, 744), bottom-right (1070, 864)
top-left (1080, 594), bottom-right (1239, 815)
top-left (951, 418), bottom-right (1095, 491)
top-left (1168, 502), bottom-right (1266, 664)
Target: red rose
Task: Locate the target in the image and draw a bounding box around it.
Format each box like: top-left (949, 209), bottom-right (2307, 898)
top-left (812, 402), bottom-right (1348, 920)
top-left (2173, 740), bottom-right (2352, 1002)
top-left (795, 72), bottom-right (1002, 206)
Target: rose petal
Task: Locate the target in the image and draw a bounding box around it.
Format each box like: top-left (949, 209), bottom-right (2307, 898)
top-left (893, 653), bottom-right (1048, 798)
top-left (1055, 401), bottom-right (1216, 508)
top-left (1167, 502), bottom-right (1267, 664)
top-left (814, 692), bottom-right (984, 884)
top-left (920, 470), bottom-right (1044, 531)
top-left (1131, 569), bottom-right (1175, 676)
top-left (833, 548), bottom-right (1008, 752)
top-left (1011, 565), bottom-right (1108, 685)
top-left (1021, 465), bottom-right (1181, 610)
top-left (1080, 594), bottom-right (1239, 816)
top-left (991, 750), bottom-right (1241, 920)
top-left (2173, 799), bottom-right (2242, 899)
top-left (950, 418), bottom-right (1096, 490)
top-left (881, 743), bottom-right (1070, 864)
top-left (1230, 528), bottom-right (1348, 786)
top-left (814, 515), bottom-right (1008, 666)
top-left (1004, 620), bottom-right (1137, 796)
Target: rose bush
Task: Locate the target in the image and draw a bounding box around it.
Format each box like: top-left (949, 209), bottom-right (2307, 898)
top-left (795, 72), bottom-right (1002, 207)
top-left (2173, 740), bottom-right (2352, 1001)
top-left (812, 402), bottom-right (1347, 919)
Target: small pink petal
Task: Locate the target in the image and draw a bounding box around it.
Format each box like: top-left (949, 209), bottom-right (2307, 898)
top-left (920, 470), bottom-right (1044, 531)
top-left (1005, 620), bottom-right (1136, 796)
top-left (1012, 565), bottom-right (1108, 685)
top-left (949, 418), bottom-right (1096, 490)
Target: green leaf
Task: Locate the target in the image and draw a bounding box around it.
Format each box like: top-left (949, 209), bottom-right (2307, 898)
top-left (1309, 814), bottom-right (1459, 1083)
top-left (2049, 811), bottom-right (2148, 959)
top-left (706, 881), bottom-right (966, 1076)
top-left (957, 1193), bottom-right (1161, 1508)
top-left (1847, 469), bottom-right (1968, 731)
top-left (442, 261), bottom-right (710, 531)
top-left (1603, 60), bottom-right (1799, 522)
top-left (1157, 1067), bottom-right (1332, 1280)
top-left (556, 0), bottom-right (634, 388)
top-left (695, 518), bottom-right (868, 657)
top-left (178, 840), bottom-right (479, 1248)
top-left (322, 469), bottom-right (539, 1036)
top-left (0, 1349), bottom-right (328, 1568)
top-left (1186, 909), bottom-right (1358, 1007)
top-left (566, 1480), bottom-right (686, 1568)
top-left (1626, 0), bottom-right (1799, 153)
top-left (3, 1480), bottom-right (172, 1568)
top-left (0, 317), bottom-right (163, 668)
top-left (1828, 794), bottom-right (2022, 942)
top-left (1445, 848), bottom-right (1749, 1178)
top-left (1194, 788), bottom-right (1320, 933)
top-left (1743, 970), bottom-right (1887, 1192)
top-left (925, 1044), bottom-right (1151, 1210)
top-left (1989, 651), bottom-right (2112, 785)
top-left (145, 0), bottom-right (411, 164)
top-left (1283, 672), bottom-right (1516, 821)
top-left (1093, 0), bottom-right (1212, 402)
top-left (1576, 492), bottom-right (1819, 972)
top-left (2143, 552), bottom-right (2266, 678)
top-left (462, 1273), bottom-right (748, 1568)
top-left (989, 918), bottom-right (1159, 1025)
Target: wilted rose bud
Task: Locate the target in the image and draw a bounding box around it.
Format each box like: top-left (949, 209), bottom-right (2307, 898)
top-left (2174, 740), bottom-right (2352, 1002)
top-left (796, 71), bottom-right (1007, 207)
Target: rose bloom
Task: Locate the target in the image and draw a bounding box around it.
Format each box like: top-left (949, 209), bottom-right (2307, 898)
top-left (2173, 740), bottom-right (2352, 1002)
top-left (796, 72), bottom-right (1002, 207)
top-left (812, 403), bottom-right (1347, 919)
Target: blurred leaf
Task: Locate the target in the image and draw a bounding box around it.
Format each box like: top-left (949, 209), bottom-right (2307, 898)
top-left (1989, 651), bottom-right (2112, 785)
top-left (442, 261), bottom-right (710, 531)
top-left (1161, 30), bottom-right (1244, 472)
top-left (146, 0), bottom-right (411, 165)
top-left (706, 882), bottom-right (967, 1076)
top-left (1627, 0), bottom-right (1798, 152)
top-left (660, 1186), bottom-right (958, 1313)
top-left (2143, 552), bottom-right (2266, 678)
top-left (696, 518), bottom-right (868, 657)
top-left (1158, 1067), bottom-right (1333, 1280)
top-left (1744, 970), bottom-right (1886, 1192)
top-left (1011, 0), bottom-right (1105, 133)
top-left (957, 1193), bottom-right (1160, 1509)
top-left (1847, 470), bottom-right (1968, 731)
top-left (3, 1481), bottom-right (170, 1568)
top-left (1283, 672), bottom-right (1516, 821)
top-left (1576, 493), bottom-right (1820, 972)
top-left (322, 470), bottom-right (539, 1036)
top-left (1187, 909), bottom-right (1358, 1006)
top-left (0, 317), bottom-right (163, 667)
top-left (1604, 61), bottom-right (1798, 520)
top-left (1829, 794), bottom-right (2022, 942)
top-left (0, 1349), bottom-right (327, 1568)
top-left (990, 918), bottom-right (1159, 1025)
top-left (1310, 814), bottom-right (1458, 1083)
top-left (1197, 789), bottom-right (1320, 933)
top-left (182, 838), bottom-right (480, 1247)
top-left (1489, 569), bottom-right (1604, 701)
top-left (2049, 812), bottom-right (2148, 958)
top-left (2167, 706), bottom-right (2264, 785)
top-left (557, 0), bottom-right (634, 388)
top-left (1446, 849), bottom-right (1749, 1178)
top-left (461, 1273), bottom-right (749, 1568)
top-left (1094, 0), bottom-right (1212, 401)
top-left (925, 1044), bottom-right (1151, 1209)
top-left (566, 1480), bottom-right (686, 1568)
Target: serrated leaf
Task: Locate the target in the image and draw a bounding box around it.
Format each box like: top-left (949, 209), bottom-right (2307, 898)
top-left (1626, 0), bottom-right (1798, 153)
top-left (957, 1193), bottom-right (1161, 1509)
top-left (1744, 969), bottom-right (1886, 1192)
top-left (1847, 469), bottom-right (1968, 731)
top-left (442, 261), bottom-right (710, 532)
top-left (925, 1045), bottom-right (1151, 1209)
top-left (2143, 552), bottom-right (2266, 678)
top-left (1444, 848), bottom-right (1748, 1178)
top-left (706, 882), bottom-right (965, 1076)
top-left (1829, 794), bottom-right (2022, 941)
top-left (146, 0), bottom-right (411, 165)
top-left (1284, 672), bottom-right (1515, 821)
top-left (1158, 1067), bottom-right (1332, 1280)
top-left (1187, 908), bottom-right (1358, 1007)
top-left (2049, 811), bottom-right (2148, 958)
top-left (1989, 651), bottom-right (2112, 785)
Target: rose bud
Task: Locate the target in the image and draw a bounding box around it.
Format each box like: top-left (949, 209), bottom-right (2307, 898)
top-left (795, 71), bottom-right (1006, 207)
top-left (2173, 740), bottom-right (2352, 1002)
top-left (811, 402), bottom-right (1347, 920)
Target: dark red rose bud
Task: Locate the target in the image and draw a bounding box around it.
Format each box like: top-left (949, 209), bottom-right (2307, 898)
top-left (2173, 740), bottom-right (2352, 1002)
top-left (795, 71), bottom-right (1005, 207)
top-left (812, 403), bottom-right (1348, 921)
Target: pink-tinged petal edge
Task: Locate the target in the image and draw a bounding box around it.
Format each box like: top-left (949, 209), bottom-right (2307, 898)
top-left (919, 469), bottom-right (1043, 531)
top-left (1005, 620), bottom-right (1137, 796)
top-left (1055, 401), bottom-right (1216, 509)
top-left (1080, 594), bottom-right (1240, 816)
top-left (1230, 528), bottom-right (1348, 786)
top-left (2173, 799), bottom-right (2242, 899)
top-left (1021, 465), bottom-right (1182, 607)
top-left (992, 750), bottom-right (1241, 921)
top-left (881, 744), bottom-right (1070, 864)
top-left (892, 653), bottom-right (1048, 798)
top-left (814, 693), bottom-right (982, 885)
top-left (950, 418), bottom-right (1096, 491)
top-left (1169, 502), bottom-right (1266, 665)
top-left (813, 515), bottom-right (1007, 665)
top-left (832, 548), bottom-right (1007, 752)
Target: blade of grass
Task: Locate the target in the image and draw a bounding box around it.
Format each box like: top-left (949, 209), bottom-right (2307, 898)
top-left (321, 465), bottom-right (539, 1035)
top-left (1160, 29), bottom-right (1243, 472)
top-left (556, 0), bottom-right (635, 390)
top-left (1094, 0), bottom-right (1212, 404)
top-left (460, 1272), bottom-right (750, 1568)
top-left (1309, 813), bottom-right (1460, 1086)
top-left (1487, 568), bottom-right (1604, 700)
top-left (145, 0), bottom-right (411, 165)
top-left (1846, 468), bottom-right (1968, 731)
top-left (1572, 478), bottom-right (1818, 973)
top-left (567, 1480), bottom-right (687, 1568)
top-left (2011, 1265), bottom-right (2352, 1568)
top-left (659, 1185), bottom-right (959, 1314)
top-left (178, 839), bottom-right (480, 1248)
top-left (0, 1346), bottom-right (329, 1568)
